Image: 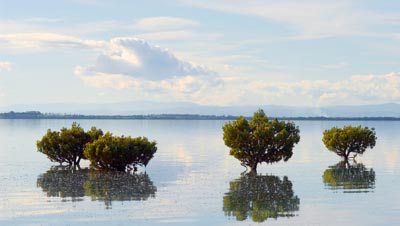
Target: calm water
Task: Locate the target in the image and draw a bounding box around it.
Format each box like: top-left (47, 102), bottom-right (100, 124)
top-left (0, 119), bottom-right (399, 226)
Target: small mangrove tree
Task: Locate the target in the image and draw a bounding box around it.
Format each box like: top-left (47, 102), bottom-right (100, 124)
top-left (322, 125), bottom-right (377, 162)
top-left (222, 109), bottom-right (300, 173)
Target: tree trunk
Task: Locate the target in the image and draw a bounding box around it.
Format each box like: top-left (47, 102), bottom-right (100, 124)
top-left (343, 151), bottom-right (350, 163)
top-left (248, 162), bottom-right (258, 175)
top-left (76, 157), bottom-right (81, 166)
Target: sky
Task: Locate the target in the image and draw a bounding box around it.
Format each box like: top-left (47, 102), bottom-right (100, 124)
top-left (0, 0), bottom-right (400, 107)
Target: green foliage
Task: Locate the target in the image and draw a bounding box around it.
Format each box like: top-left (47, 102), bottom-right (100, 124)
top-left (84, 132), bottom-right (157, 171)
top-left (36, 167), bottom-right (157, 208)
top-left (222, 109), bottom-right (300, 173)
top-left (37, 123), bottom-right (156, 171)
top-left (36, 123), bottom-right (103, 166)
top-left (322, 125), bottom-right (377, 161)
top-left (323, 161), bottom-right (375, 193)
top-left (223, 174), bottom-right (299, 222)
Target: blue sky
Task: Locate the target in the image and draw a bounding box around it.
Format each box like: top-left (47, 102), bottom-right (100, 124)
top-left (0, 0), bottom-right (400, 107)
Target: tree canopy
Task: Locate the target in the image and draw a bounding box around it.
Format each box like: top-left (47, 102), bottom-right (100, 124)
top-left (322, 125), bottom-right (377, 161)
top-left (36, 123), bottom-right (103, 167)
top-left (223, 174), bottom-right (300, 222)
top-left (84, 132), bottom-right (157, 171)
top-left (37, 123), bottom-right (157, 171)
top-left (222, 109), bottom-right (300, 173)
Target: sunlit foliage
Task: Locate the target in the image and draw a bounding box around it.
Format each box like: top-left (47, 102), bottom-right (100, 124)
top-left (84, 132), bottom-right (157, 171)
top-left (323, 125), bottom-right (377, 161)
top-left (223, 109), bottom-right (300, 173)
top-left (36, 123), bottom-right (103, 166)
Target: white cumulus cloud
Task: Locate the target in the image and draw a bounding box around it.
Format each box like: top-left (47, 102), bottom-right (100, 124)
top-left (75, 38), bottom-right (222, 100)
top-left (243, 72), bottom-right (400, 106)
top-left (84, 38), bottom-right (214, 80)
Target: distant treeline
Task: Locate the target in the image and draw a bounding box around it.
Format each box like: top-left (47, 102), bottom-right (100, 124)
top-left (1, 111), bottom-right (400, 121)
top-left (0, 111), bottom-right (238, 120)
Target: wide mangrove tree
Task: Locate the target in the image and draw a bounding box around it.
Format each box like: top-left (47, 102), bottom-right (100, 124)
top-left (37, 123), bottom-right (103, 167)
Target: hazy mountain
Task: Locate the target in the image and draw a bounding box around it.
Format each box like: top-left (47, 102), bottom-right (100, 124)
top-left (1, 102), bottom-right (400, 117)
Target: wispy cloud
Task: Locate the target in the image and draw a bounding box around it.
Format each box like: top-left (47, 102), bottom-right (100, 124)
top-left (4, 16), bottom-right (198, 32)
top-left (130, 17), bottom-right (223, 42)
top-left (320, 62), bottom-right (349, 70)
top-left (0, 20), bottom-right (42, 34)
top-left (0, 19), bottom-right (119, 36)
top-left (0, 33), bottom-right (105, 51)
top-left (0, 61), bottom-right (11, 72)
top-left (134, 30), bottom-right (223, 41)
top-left (25, 18), bottom-right (62, 23)
top-left (181, 0), bottom-right (398, 39)
top-left (70, 0), bottom-right (107, 7)
top-left (133, 17), bottom-right (199, 31)
top-left (0, 16), bottom-right (213, 43)
top-left (68, 17), bottom-right (201, 36)
top-left (135, 30), bottom-right (196, 41)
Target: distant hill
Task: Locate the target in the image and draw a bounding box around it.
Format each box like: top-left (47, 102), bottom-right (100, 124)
top-left (1, 102), bottom-right (400, 117)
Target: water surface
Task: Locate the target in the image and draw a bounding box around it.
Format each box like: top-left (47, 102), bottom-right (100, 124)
top-left (0, 119), bottom-right (399, 225)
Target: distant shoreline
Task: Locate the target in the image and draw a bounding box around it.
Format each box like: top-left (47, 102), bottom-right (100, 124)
top-left (1, 111), bottom-right (400, 121)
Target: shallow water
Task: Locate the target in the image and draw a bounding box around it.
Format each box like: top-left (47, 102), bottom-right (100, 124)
top-left (0, 119), bottom-right (399, 226)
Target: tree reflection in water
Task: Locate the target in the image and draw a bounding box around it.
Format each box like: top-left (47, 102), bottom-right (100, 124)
top-left (37, 166), bottom-right (157, 208)
top-left (84, 171), bottom-right (157, 208)
top-left (37, 166), bottom-right (89, 202)
top-left (323, 161), bottom-right (375, 193)
top-left (223, 174), bottom-right (300, 223)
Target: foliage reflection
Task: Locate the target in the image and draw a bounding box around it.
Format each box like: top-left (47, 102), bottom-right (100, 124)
top-left (223, 174), bottom-right (300, 222)
top-left (37, 166), bottom-right (157, 208)
top-left (84, 170), bottom-right (157, 208)
top-left (37, 166), bottom-right (89, 202)
top-left (323, 161), bottom-right (375, 193)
